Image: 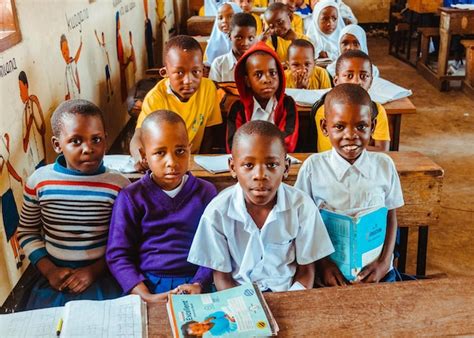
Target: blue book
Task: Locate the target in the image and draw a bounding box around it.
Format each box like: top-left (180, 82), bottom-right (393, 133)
top-left (167, 283), bottom-right (278, 337)
top-left (320, 207), bottom-right (388, 281)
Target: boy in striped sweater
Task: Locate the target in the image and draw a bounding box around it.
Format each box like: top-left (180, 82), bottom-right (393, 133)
top-left (17, 99), bottom-right (130, 309)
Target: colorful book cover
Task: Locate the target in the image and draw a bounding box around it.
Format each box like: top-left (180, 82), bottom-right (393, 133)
top-left (167, 283), bottom-right (278, 337)
top-left (320, 207), bottom-right (388, 281)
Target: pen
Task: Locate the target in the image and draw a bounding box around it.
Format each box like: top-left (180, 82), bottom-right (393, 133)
top-left (56, 318), bottom-right (63, 337)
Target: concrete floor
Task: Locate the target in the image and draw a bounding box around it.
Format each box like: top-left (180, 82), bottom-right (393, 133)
top-left (369, 37), bottom-right (474, 277)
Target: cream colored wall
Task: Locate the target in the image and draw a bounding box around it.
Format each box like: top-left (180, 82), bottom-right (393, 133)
top-left (344, 0), bottom-right (391, 23)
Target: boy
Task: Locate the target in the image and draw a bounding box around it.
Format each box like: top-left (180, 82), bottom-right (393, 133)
top-left (130, 35), bottom-right (222, 171)
top-left (296, 84), bottom-right (404, 285)
top-left (276, 0), bottom-right (304, 35)
top-left (226, 42), bottom-right (299, 153)
top-left (263, 3), bottom-right (309, 62)
top-left (188, 120), bottom-right (334, 292)
top-left (17, 99), bottom-right (130, 309)
top-left (107, 110), bottom-right (216, 302)
top-left (234, 0), bottom-right (263, 35)
top-left (209, 12), bottom-right (257, 82)
top-left (285, 39), bottom-right (331, 89)
top-left (312, 50), bottom-right (390, 152)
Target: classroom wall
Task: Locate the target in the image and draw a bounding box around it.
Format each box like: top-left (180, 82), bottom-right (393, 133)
top-left (0, 0), bottom-right (171, 304)
top-left (344, 0), bottom-right (390, 23)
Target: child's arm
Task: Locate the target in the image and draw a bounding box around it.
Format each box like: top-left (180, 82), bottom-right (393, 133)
top-left (59, 258), bottom-right (107, 294)
top-left (129, 128), bottom-right (148, 171)
top-left (315, 257), bottom-right (348, 286)
top-left (293, 262), bottom-right (315, 289)
top-left (356, 209), bottom-right (398, 283)
top-left (131, 282), bottom-right (171, 303)
top-left (213, 271), bottom-right (239, 291)
top-left (36, 257), bottom-right (73, 291)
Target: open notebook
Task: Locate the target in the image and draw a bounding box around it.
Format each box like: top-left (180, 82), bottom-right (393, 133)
top-left (0, 295), bottom-right (147, 338)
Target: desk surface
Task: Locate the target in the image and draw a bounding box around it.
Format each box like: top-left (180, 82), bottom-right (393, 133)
top-left (147, 277), bottom-right (474, 337)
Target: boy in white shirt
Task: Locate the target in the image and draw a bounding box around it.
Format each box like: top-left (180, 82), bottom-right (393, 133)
top-left (295, 83), bottom-right (404, 286)
top-left (188, 120), bottom-right (334, 292)
top-left (209, 12), bottom-right (257, 82)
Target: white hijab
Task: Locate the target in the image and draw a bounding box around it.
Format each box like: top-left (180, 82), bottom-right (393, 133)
top-left (307, 0), bottom-right (345, 61)
top-left (204, 2), bottom-right (242, 65)
top-left (326, 24), bottom-right (380, 78)
top-left (204, 0), bottom-right (229, 16)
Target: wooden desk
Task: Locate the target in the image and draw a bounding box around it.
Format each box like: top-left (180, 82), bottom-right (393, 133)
top-left (147, 277), bottom-right (474, 337)
top-left (187, 16), bottom-right (215, 36)
top-left (461, 39), bottom-right (474, 96)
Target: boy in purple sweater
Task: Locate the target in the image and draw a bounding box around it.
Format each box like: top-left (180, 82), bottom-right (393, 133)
top-left (106, 110), bottom-right (216, 302)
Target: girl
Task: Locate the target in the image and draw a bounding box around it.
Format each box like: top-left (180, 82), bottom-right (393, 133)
top-left (327, 24), bottom-right (380, 78)
top-left (307, 0), bottom-right (345, 60)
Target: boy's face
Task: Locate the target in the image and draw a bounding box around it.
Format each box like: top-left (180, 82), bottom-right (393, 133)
top-left (280, 0), bottom-right (297, 12)
top-left (230, 26), bottom-right (256, 58)
top-left (244, 53), bottom-right (279, 103)
top-left (165, 47), bottom-right (203, 101)
top-left (334, 58), bottom-right (373, 91)
top-left (340, 33), bottom-right (361, 53)
top-left (142, 121), bottom-right (190, 191)
top-left (52, 114), bottom-right (107, 174)
top-left (318, 6), bottom-right (338, 35)
top-left (230, 134), bottom-right (289, 208)
top-left (288, 46), bottom-right (315, 75)
top-left (321, 103), bottom-right (373, 164)
top-left (217, 4), bottom-right (234, 34)
top-left (264, 9), bottom-right (292, 37)
top-left (234, 0), bottom-right (253, 12)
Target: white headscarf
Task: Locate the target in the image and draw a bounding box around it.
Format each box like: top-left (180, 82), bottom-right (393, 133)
top-left (204, 0), bottom-right (229, 16)
top-left (307, 0), bottom-right (345, 60)
top-left (204, 2), bottom-right (242, 65)
top-left (326, 24), bottom-right (380, 78)
top-left (333, 0), bottom-right (358, 24)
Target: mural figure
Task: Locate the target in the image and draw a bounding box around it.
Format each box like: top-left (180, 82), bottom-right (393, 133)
top-left (116, 11), bottom-right (134, 102)
top-left (144, 0), bottom-right (154, 68)
top-left (19, 71), bottom-right (46, 174)
top-left (60, 33), bottom-right (83, 100)
top-left (94, 30), bottom-right (114, 102)
top-left (0, 134), bottom-right (25, 269)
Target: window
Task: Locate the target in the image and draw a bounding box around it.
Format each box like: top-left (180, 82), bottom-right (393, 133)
top-left (0, 0), bottom-right (21, 52)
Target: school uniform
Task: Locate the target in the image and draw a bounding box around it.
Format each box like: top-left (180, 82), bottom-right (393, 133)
top-left (187, 183), bottom-right (334, 292)
top-left (252, 12), bottom-right (264, 35)
top-left (265, 33), bottom-right (310, 62)
top-left (209, 50), bottom-right (238, 82)
top-left (284, 66), bottom-right (332, 89)
top-left (291, 14), bottom-right (304, 35)
top-left (136, 77), bottom-right (222, 153)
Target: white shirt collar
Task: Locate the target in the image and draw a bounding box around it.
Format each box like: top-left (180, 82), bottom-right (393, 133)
top-left (227, 51), bottom-right (238, 71)
top-left (165, 78), bottom-right (182, 100)
top-left (329, 148), bottom-right (372, 181)
top-left (251, 96), bottom-right (276, 122)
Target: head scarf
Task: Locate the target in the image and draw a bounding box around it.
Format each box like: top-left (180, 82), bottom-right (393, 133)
top-left (204, 0), bottom-right (229, 16)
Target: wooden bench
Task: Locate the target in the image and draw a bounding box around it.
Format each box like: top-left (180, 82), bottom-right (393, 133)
top-left (461, 39), bottom-right (474, 97)
top-left (186, 16), bottom-right (214, 36)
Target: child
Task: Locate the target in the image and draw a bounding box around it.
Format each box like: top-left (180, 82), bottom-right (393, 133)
top-left (130, 35), bottom-right (222, 171)
top-left (276, 0), bottom-right (304, 35)
top-left (326, 24), bottom-right (380, 78)
top-left (295, 0), bottom-right (312, 16)
top-left (263, 3), bottom-right (309, 62)
top-left (307, 0), bottom-right (345, 60)
top-left (295, 84), bottom-right (404, 285)
top-left (285, 39), bottom-right (331, 89)
top-left (204, 2), bottom-right (242, 66)
top-left (188, 120), bottom-right (334, 292)
top-left (234, 0), bottom-right (263, 35)
top-left (209, 12), bottom-right (257, 82)
top-left (17, 99), bottom-right (130, 309)
top-left (226, 42), bottom-right (299, 153)
top-left (181, 312), bottom-right (237, 336)
top-left (312, 50), bottom-right (390, 152)
top-left (107, 110), bottom-right (216, 302)
top-left (310, 0), bottom-right (357, 25)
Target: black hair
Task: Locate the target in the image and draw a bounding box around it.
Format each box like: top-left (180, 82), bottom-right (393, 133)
top-left (164, 35), bottom-right (202, 58)
top-left (232, 120), bottom-right (287, 155)
top-left (230, 12), bottom-right (257, 32)
top-left (51, 99), bottom-right (105, 137)
top-left (265, 2), bottom-right (290, 16)
top-left (335, 50), bottom-right (373, 75)
top-left (288, 39), bottom-right (315, 57)
top-left (181, 321), bottom-right (201, 338)
top-left (18, 71), bottom-right (28, 86)
top-left (140, 110), bottom-right (187, 142)
top-left (324, 83), bottom-right (372, 118)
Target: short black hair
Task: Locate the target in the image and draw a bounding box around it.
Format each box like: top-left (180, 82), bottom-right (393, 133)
top-left (231, 12), bottom-right (257, 32)
top-left (288, 39), bottom-right (315, 57)
top-left (140, 110), bottom-right (187, 143)
top-left (18, 71), bottom-right (28, 86)
top-left (265, 2), bottom-right (290, 16)
top-left (164, 35), bottom-right (202, 58)
top-left (232, 120), bottom-right (286, 155)
top-left (335, 50), bottom-right (373, 75)
top-left (51, 99), bottom-right (105, 137)
top-left (324, 83), bottom-right (372, 118)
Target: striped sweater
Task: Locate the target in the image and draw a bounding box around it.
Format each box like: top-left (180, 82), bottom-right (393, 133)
top-left (18, 156), bottom-right (130, 265)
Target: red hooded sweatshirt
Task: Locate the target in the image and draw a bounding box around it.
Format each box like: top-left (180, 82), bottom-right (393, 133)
top-left (226, 42), bottom-right (299, 153)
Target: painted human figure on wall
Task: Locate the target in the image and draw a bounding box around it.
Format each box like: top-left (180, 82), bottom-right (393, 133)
top-left (60, 33), bottom-right (83, 100)
top-left (0, 134), bottom-right (25, 269)
top-left (94, 29), bottom-right (114, 102)
top-left (116, 11), bottom-right (133, 102)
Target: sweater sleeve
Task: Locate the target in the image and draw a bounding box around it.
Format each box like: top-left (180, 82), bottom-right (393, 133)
top-left (106, 190), bottom-right (146, 293)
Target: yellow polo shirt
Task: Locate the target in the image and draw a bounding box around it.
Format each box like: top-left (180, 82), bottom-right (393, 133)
top-left (285, 66), bottom-right (332, 89)
top-left (266, 33), bottom-right (309, 62)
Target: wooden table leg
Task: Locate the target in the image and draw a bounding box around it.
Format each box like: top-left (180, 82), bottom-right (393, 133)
top-left (389, 114), bottom-right (402, 151)
top-left (398, 227), bottom-right (409, 274)
top-left (417, 226), bottom-right (429, 277)
top-left (438, 29), bottom-right (452, 77)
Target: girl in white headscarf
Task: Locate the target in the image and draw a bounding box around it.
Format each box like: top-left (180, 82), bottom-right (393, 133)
top-left (203, 0), bottom-right (229, 16)
top-left (326, 24), bottom-right (380, 78)
top-left (310, 0), bottom-right (357, 24)
top-left (204, 2), bottom-right (242, 65)
top-left (307, 0), bottom-right (345, 60)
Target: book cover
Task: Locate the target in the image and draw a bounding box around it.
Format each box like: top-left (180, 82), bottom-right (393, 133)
top-left (167, 283), bottom-right (278, 338)
top-left (320, 207), bottom-right (388, 281)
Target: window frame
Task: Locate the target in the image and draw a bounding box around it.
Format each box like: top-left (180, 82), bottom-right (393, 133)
top-left (0, 0), bottom-right (22, 53)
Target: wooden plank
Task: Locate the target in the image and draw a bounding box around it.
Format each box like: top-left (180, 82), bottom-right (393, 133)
top-left (187, 16), bottom-right (214, 36)
top-left (147, 277), bottom-right (474, 337)
top-left (461, 39), bottom-right (474, 87)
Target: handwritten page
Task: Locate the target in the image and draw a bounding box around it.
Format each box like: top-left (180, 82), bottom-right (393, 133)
top-left (0, 306), bottom-right (63, 338)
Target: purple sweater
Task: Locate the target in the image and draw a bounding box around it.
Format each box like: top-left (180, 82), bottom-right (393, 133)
top-left (106, 172), bottom-right (217, 293)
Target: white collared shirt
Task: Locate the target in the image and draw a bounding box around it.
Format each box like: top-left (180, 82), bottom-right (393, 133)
top-left (188, 183), bottom-right (334, 292)
top-left (157, 174), bottom-right (189, 198)
top-left (295, 149), bottom-right (404, 215)
top-left (251, 96), bottom-right (276, 123)
top-left (209, 51), bottom-right (238, 82)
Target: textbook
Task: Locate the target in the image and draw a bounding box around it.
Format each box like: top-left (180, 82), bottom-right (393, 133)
top-left (368, 77), bottom-right (413, 104)
top-left (167, 283), bottom-right (278, 338)
top-left (285, 88), bottom-right (330, 107)
top-left (320, 207), bottom-right (388, 282)
top-left (194, 154), bottom-right (302, 174)
top-left (0, 295), bottom-right (147, 338)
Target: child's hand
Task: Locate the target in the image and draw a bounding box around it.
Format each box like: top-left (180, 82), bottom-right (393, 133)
top-left (258, 26), bottom-right (272, 43)
top-left (174, 283), bottom-right (202, 295)
top-left (293, 69), bottom-right (310, 89)
top-left (46, 267), bottom-right (73, 291)
top-left (60, 266), bottom-right (98, 294)
top-left (356, 259), bottom-right (390, 283)
top-left (318, 51), bottom-right (329, 59)
top-left (316, 257), bottom-right (348, 286)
